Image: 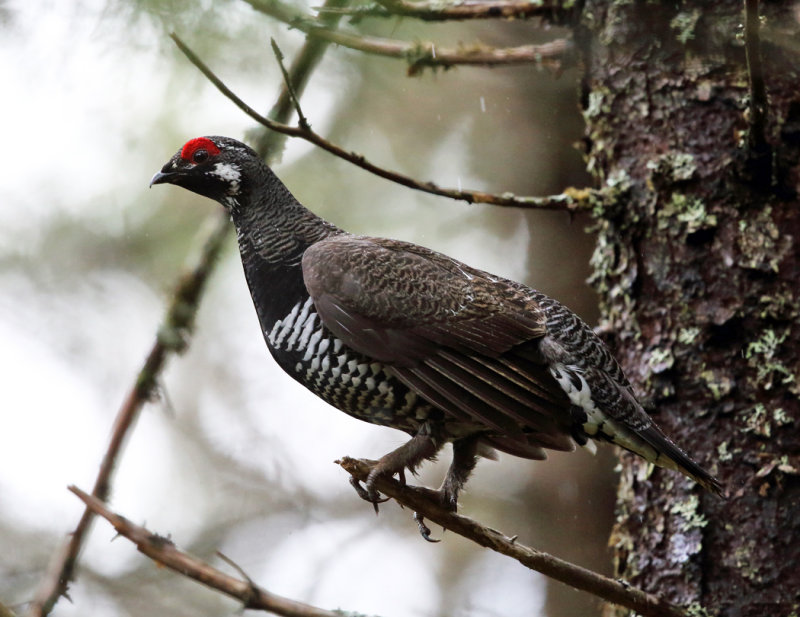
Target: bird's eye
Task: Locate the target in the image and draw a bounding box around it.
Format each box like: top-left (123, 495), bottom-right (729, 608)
top-left (192, 149), bottom-right (209, 164)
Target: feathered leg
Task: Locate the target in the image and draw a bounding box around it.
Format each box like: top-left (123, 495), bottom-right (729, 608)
top-left (350, 422), bottom-right (444, 511)
top-left (413, 435), bottom-right (482, 541)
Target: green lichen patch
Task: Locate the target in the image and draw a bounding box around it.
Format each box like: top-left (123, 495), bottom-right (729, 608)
top-left (648, 346), bottom-right (675, 373)
top-left (588, 222), bottom-right (642, 339)
top-left (686, 601), bottom-right (715, 617)
top-left (658, 193), bottom-right (717, 234)
top-left (736, 206), bottom-right (791, 272)
top-left (571, 173), bottom-right (630, 219)
top-left (744, 327), bottom-right (797, 392)
top-left (670, 9), bottom-right (702, 44)
top-left (678, 326), bottom-right (701, 345)
top-left (773, 407), bottom-right (793, 426)
top-left (647, 151), bottom-right (698, 182)
top-left (758, 285), bottom-right (800, 320)
top-left (733, 540), bottom-right (764, 583)
top-left (699, 369), bottom-right (734, 400)
top-left (670, 494), bottom-right (709, 531)
top-left (717, 440), bottom-right (734, 462)
top-left (743, 402), bottom-right (772, 437)
top-left (584, 88), bottom-right (611, 120)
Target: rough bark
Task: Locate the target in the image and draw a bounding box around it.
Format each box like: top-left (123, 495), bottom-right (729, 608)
top-left (578, 1), bottom-right (800, 615)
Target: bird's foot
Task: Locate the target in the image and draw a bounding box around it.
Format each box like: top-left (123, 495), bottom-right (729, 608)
top-left (348, 476), bottom-right (389, 513)
top-left (347, 459), bottom-right (405, 514)
top-left (413, 511), bottom-right (439, 543)
top-left (345, 460), bottom-right (457, 542)
top-left (347, 428), bottom-right (443, 525)
top-left (408, 486), bottom-right (458, 543)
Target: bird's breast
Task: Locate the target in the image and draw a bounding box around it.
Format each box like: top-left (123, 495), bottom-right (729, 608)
top-left (263, 296), bottom-right (437, 431)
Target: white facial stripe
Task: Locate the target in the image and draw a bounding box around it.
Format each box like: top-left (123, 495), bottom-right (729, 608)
top-left (211, 162), bottom-right (241, 194)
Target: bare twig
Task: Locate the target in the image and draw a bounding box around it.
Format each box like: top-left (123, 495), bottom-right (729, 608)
top-left (743, 0), bottom-right (771, 184)
top-left (254, 0), bottom-right (350, 158)
top-left (242, 0), bottom-right (571, 73)
top-left (69, 487), bottom-right (344, 617)
top-left (319, 0), bottom-right (571, 21)
top-left (270, 39), bottom-right (310, 130)
top-left (337, 457), bottom-right (690, 617)
top-left (171, 32), bottom-right (597, 213)
top-left (27, 216), bottom-right (231, 617)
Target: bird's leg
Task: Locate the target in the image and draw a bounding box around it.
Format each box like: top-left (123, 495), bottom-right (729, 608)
top-left (440, 435), bottom-right (481, 510)
top-left (351, 423), bottom-right (443, 512)
top-left (413, 435), bottom-right (481, 541)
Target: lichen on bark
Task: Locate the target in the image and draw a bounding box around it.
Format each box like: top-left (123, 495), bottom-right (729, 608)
top-left (579, 1), bottom-right (800, 615)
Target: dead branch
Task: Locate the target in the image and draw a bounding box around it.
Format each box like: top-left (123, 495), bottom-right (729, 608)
top-left (69, 487), bottom-right (345, 617)
top-left (242, 0), bottom-right (572, 73)
top-left (333, 0), bottom-right (571, 21)
top-left (26, 216), bottom-right (231, 617)
top-left (172, 32), bottom-right (598, 213)
top-left (337, 457), bottom-right (691, 617)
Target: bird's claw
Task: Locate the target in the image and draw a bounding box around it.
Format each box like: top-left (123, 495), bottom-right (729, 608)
top-left (413, 511), bottom-right (441, 543)
top-left (345, 459), bottom-right (449, 541)
top-left (409, 486), bottom-right (456, 542)
top-left (348, 476), bottom-right (389, 514)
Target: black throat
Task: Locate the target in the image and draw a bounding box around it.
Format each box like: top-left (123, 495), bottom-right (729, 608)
top-left (229, 196), bottom-right (343, 347)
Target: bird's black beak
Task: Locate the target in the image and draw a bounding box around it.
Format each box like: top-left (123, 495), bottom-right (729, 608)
top-left (149, 170), bottom-right (174, 188)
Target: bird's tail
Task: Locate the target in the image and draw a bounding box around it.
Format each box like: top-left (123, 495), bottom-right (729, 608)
top-left (616, 423), bottom-right (726, 497)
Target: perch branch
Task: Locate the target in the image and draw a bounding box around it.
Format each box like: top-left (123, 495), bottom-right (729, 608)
top-left (172, 32), bottom-right (597, 213)
top-left (26, 216), bottom-right (231, 617)
top-left (321, 0), bottom-right (571, 21)
top-left (242, 0), bottom-right (571, 73)
top-left (337, 457), bottom-right (690, 617)
top-left (69, 487), bottom-right (343, 617)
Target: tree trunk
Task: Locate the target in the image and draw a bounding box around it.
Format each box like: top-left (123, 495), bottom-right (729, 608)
top-left (579, 1), bottom-right (800, 615)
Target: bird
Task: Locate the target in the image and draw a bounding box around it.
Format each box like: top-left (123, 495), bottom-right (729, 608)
top-left (151, 135), bottom-right (723, 534)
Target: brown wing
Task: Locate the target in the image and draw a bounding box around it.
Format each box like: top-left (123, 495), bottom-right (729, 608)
top-left (302, 235), bottom-right (576, 454)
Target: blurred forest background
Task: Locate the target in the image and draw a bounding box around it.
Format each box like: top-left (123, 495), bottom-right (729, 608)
top-left (0, 1), bottom-right (618, 615)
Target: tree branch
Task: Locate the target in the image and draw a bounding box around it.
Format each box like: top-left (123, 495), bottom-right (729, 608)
top-left (26, 215), bottom-right (231, 617)
top-left (242, 0), bottom-right (572, 73)
top-left (270, 39), bottom-right (310, 130)
top-left (171, 32), bottom-right (597, 213)
top-left (337, 457), bottom-right (691, 617)
top-left (322, 0), bottom-right (572, 21)
top-left (68, 487), bottom-right (345, 617)
top-left (253, 0), bottom-right (350, 158)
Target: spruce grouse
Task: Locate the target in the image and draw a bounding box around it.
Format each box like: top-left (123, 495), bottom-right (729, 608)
top-left (151, 136), bottom-right (723, 530)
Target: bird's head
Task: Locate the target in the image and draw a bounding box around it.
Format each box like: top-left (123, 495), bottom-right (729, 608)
top-left (150, 136), bottom-right (259, 207)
